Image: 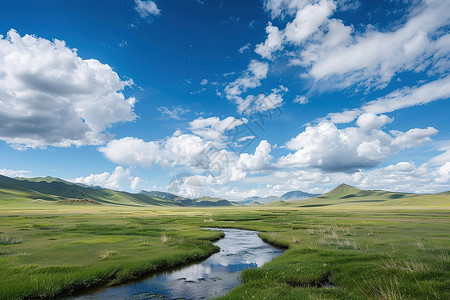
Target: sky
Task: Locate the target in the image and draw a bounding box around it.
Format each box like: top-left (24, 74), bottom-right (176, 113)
top-left (0, 0), bottom-right (449, 200)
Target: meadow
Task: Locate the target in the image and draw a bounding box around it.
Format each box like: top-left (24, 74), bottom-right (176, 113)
top-left (0, 198), bottom-right (449, 299)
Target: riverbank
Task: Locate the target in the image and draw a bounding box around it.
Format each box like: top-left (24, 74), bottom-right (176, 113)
top-left (0, 208), bottom-right (224, 300)
top-left (0, 204), bottom-right (449, 299)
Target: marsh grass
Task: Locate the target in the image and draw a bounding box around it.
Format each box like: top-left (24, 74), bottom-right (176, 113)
top-left (0, 235), bottom-right (22, 245)
top-left (0, 203), bottom-right (448, 300)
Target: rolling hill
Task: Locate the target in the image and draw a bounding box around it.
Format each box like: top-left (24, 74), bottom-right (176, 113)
top-left (0, 175), bottom-right (240, 207)
top-left (274, 184), bottom-right (450, 208)
top-left (0, 175), bottom-right (183, 206)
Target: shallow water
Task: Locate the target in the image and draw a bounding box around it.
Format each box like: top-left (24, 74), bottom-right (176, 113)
top-left (65, 228), bottom-right (284, 300)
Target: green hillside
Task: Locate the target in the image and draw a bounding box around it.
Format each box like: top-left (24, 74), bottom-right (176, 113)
top-left (276, 184), bottom-right (450, 208)
top-left (0, 175), bottom-right (176, 206)
top-left (0, 175), bottom-right (243, 207)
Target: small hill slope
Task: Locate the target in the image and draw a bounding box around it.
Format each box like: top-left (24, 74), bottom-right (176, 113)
top-left (277, 183), bottom-right (449, 208)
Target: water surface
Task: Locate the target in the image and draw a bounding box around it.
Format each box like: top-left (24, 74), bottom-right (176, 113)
top-left (66, 228), bottom-right (284, 300)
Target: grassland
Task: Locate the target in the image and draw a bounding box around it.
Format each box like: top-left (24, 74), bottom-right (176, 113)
top-left (0, 187), bottom-right (449, 299)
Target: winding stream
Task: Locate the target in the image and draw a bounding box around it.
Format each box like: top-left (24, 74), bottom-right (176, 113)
top-left (65, 228), bottom-right (284, 300)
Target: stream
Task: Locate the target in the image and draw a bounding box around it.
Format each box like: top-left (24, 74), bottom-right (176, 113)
top-left (65, 228), bottom-right (284, 300)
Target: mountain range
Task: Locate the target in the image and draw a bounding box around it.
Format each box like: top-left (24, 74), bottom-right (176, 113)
top-left (1, 174), bottom-right (448, 208)
top-left (240, 191), bottom-right (320, 205)
top-left (0, 175), bottom-right (242, 207)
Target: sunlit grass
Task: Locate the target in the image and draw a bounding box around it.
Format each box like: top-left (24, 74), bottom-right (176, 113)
top-left (0, 199), bottom-right (448, 299)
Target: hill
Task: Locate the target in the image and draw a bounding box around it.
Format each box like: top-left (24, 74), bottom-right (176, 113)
top-left (276, 184), bottom-right (450, 208)
top-left (0, 175), bottom-right (178, 206)
top-left (281, 190), bottom-right (320, 201)
top-left (0, 175), bottom-right (240, 207)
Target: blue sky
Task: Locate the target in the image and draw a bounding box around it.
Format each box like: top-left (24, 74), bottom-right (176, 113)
top-left (0, 0), bottom-right (449, 200)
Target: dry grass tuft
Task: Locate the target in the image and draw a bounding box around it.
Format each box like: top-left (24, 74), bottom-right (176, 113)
top-left (160, 235), bottom-right (170, 243)
top-left (95, 249), bottom-right (119, 260)
top-left (379, 255), bottom-right (430, 272)
top-left (0, 235), bottom-right (23, 245)
top-left (359, 276), bottom-right (403, 300)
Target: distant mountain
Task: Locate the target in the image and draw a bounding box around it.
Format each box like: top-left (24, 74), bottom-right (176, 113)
top-left (140, 190), bottom-right (187, 201)
top-left (241, 195), bottom-right (281, 205)
top-left (240, 190), bottom-right (319, 205)
top-left (139, 191), bottom-right (238, 206)
top-left (193, 196), bottom-right (241, 207)
top-left (281, 191), bottom-right (320, 201)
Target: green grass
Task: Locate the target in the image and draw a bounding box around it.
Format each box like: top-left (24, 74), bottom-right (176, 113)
top-left (0, 190), bottom-right (449, 299)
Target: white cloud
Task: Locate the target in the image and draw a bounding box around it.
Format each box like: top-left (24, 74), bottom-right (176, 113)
top-left (224, 60), bottom-right (269, 97)
top-left (99, 137), bottom-right (161, 168)
top-left (263, 158), bottom-right (450, 195)
top-left (305, 0), bottom-right (450, 89)
top-left (239, 43), bottom-right (251, 54)
top-left (428, 143), bottom-right (450, 166)
top-left (135, 0), bottom-right (160, 19)
top-left (72, 166), bottom-right (142, 190)
top-left (0, 29), bottom-right (136, 149)
top-left (284, 0), bottom-right (336, 45)
top-left (263, 0), bottom-right (313, 19)
top-left (158, 106), bottom-right (190, 120)
top-left (236, 86), bottom-right (288, 115)
top-left (99, 133), bottom-right (231, 171)
top-left (255, 22), bottom-right (283, 59)
top-left (200, 79), bottom-right (208, 85)
top-left (293, 95), bottom-right (309, 104)
top-left (261, 0), bottom-right (450, 91)
top-left (189, 116), bottom-right (247, 141)
top-left (278, 114), bottom-right (438, 171)
top-left (327, 76), bottom-right (450, 123)
top-left (208, 140), bottom-right (274, 184)
top-left (0, 168), bottom-right (31, 178)
top-left (256, 1), bottom-right (335, 60)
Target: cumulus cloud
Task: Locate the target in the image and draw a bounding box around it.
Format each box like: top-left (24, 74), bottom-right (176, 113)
top-left (157, 106), bottom-right (190, 120)
top-left (284, 0), bottom-right (336, 45)
top-left (0, 168), bottom-right (31, 178)
top-left (256, 1), bottom-right (335, 60)
top-left (99, 122), bottom-right (277, 185)
top-left (258, 158), bottom-right (450, 196)
top-left (72, 166), bottom-right (142, 190)
top-left (98, 137), bottom-right (161, 168)
top-left (99, 133), bottom-right (231, 171)
top-left (255, 22), bottom-right (283, 59)
top-left (0, 29), bottom-right (136, 149)
top-left (234, 140), bottom-right (272, 173)
top-left (207, 140), bottom-right (274, 184)
top-left (135, 0), bottom-right (160, 18)
top-left (278, 113), bottom-right (438, 171)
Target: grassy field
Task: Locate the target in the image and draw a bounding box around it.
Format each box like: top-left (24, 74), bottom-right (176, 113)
top-left (0, 195), bottom-right (449, 299)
